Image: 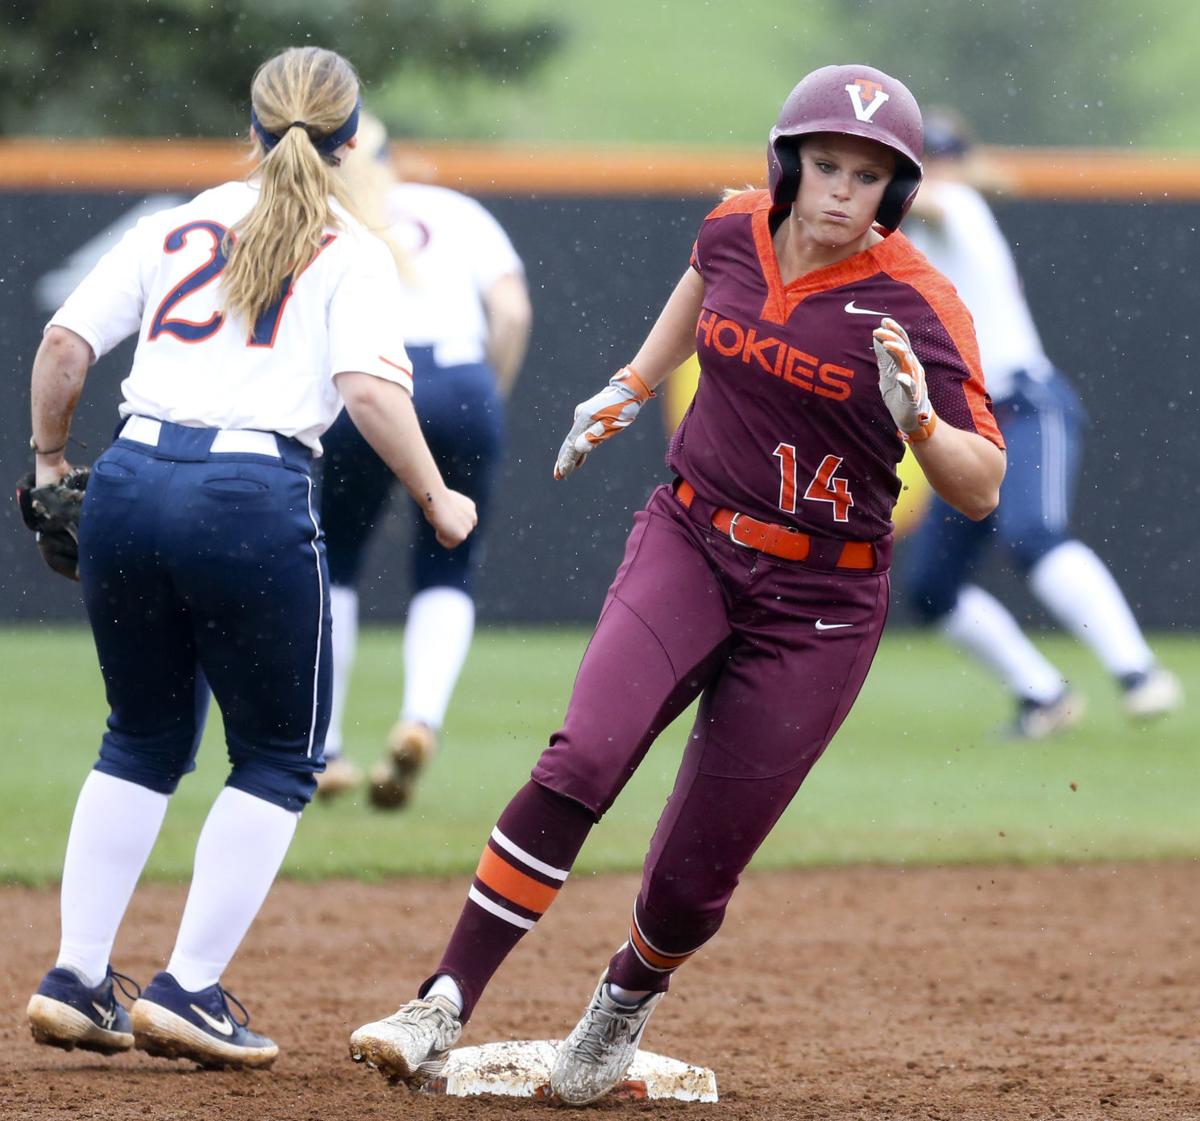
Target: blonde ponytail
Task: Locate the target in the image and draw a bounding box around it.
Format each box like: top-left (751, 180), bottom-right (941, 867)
top-left (222, 47), bottom-right (362, 328)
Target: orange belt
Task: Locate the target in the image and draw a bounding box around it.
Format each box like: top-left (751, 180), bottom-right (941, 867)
top-left (675, 479), bottom-right (876, 571)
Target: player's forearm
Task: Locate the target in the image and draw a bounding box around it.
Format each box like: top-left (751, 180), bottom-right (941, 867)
top-left (483, 274), bottom-right (532, 398)
top-left (911, 423), bottom-right (1005, 521)
top-left (31, 327), bottom-right (91, 483)
top-left (627, 268), bottom-right (706, 388)
top-left (335, 371), bottom-right (451, 513)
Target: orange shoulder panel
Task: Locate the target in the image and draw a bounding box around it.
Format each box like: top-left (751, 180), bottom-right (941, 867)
top-left (704, 188), bottom-right (770, 222)
top-left (882, 235), bottom-right (1004, 450)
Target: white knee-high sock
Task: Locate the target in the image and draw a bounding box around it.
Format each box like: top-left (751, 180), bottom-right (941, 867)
top-left (165, 787), bottom-right (299, 992)
top-left (326, 584), bottom-right (359, 758)
top-left (941, 585), bottom-right (1066, 704)
top-left (56, 771), bottom-right (170, 987)
top-left (1029, 541), bottom-right (1155, 678)
top-left (401, 587), bottom-right (475, 729)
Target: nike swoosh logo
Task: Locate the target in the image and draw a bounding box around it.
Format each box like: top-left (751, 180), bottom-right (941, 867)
top-left (189, 1003), bottom-right (235, 1036)
top-left (844, 300), bottom-right (889, 317)
top-left (815, 619), bottom-right (852, 631)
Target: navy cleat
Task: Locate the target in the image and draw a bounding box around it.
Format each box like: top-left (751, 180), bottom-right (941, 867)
top-left (131, 971), bottom-right (278, 1069)
top-left (27, 965), bottom-right (139, 1055)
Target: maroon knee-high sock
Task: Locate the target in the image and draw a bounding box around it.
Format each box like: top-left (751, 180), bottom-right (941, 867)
top-left (605, 892), bottom-right (718, 994)
top-left (418, 780), bottom-right (595, 1021)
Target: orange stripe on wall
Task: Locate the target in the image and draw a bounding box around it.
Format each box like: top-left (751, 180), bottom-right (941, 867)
top-left (475, 847), bottom-right (559, 915)
top-left (3, 138), bottom-right (1200, 199)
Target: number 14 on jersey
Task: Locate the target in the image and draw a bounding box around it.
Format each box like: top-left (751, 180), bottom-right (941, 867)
top-left (773, 443), bottom-right (854, 523)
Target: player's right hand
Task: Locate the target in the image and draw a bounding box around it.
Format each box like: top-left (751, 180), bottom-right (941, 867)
top-left (423, 488), bottom-right (478, 549)
top-left (553, 366), bottom-right (654, 480)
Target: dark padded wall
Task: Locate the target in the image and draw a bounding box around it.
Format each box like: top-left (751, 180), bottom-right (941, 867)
top-left (1, 191), bottom-right (1195, 628)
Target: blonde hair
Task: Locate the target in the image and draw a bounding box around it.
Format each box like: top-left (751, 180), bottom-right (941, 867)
top-left (338, 111), bottom-right (416, 282)
top-left (221, 47), bottom-right (361, 327)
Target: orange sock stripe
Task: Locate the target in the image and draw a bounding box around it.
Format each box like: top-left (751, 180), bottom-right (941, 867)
top-left (475, 846), bottom-right (560, 915)
top-left (629, 920), bottom-right (694, 971)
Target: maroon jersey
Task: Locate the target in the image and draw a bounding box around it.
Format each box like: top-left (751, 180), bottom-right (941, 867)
top-left (668, 189), bottom-right (1003, 541)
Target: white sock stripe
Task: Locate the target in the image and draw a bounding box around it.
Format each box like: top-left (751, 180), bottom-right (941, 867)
top-left (628, 938), bottom-right (675, 974)
top-left (467, 885), bottom-right (535, 930)
top-left (631, 910), bottom-right (672, 959)
top-left (490, 827), bottom-right (569, 882)
top-left (632, 910), bottom-right (710, 965)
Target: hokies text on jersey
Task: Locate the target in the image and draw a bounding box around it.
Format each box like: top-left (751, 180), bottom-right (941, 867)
top-left (696, 309), bottom-right (856, 401)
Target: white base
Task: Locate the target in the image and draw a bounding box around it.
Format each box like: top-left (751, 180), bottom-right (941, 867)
top-left (420, 1039), bottom-right (718, 1103)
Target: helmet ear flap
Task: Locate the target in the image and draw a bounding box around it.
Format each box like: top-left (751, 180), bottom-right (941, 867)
top-left (772, 138), bottom-right (801, 207)
top-left (876, 157), bottom-right (921, 231)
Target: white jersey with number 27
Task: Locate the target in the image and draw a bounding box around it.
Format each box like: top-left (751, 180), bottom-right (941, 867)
top-left (48, 180), bottom-right (412, 453)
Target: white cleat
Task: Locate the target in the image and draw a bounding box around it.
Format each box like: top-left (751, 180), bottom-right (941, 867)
top-left (369, 721), bottom-right (438, 810)
top-left (550, 974), bottom-right (664, 1106)
top-left (314, 755), bottom-right (362, 801)
top-left (1123, 667), bottom-right (1184, 721)
top-left (349, 995), bottom-right (462, 1089)
top-left (1008, 689), bottom-right (1086, 741)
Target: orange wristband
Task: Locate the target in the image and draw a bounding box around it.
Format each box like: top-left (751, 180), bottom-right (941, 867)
top-left (902, 412), bottom-right (938, 443)
top-left (617, 365), bottom-right (655, 402)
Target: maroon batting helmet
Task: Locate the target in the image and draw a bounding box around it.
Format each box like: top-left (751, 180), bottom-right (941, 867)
top-left (767, 64), bottom-right (924, 231)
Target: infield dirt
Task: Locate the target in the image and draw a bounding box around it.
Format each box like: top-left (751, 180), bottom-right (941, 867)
top-left (2, 863), bottom-right (1197, 1120)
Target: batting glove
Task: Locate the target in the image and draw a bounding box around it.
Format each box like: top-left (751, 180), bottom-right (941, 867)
top-left (554, 366), bottom-right (654, 480)
top-left (872, 317), bottom-right (937, 442)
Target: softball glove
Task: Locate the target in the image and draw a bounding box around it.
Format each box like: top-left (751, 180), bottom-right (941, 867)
top-left (16, 467), bottom-right (90, 581)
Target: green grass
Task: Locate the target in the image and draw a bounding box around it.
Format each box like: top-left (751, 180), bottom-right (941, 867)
top-left (2, 626), bottom-right (1195, 885)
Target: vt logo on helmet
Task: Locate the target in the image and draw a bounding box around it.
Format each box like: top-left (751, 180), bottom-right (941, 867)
top-left (767, 64), bottom-right (925, 231)
top-left (845, 79), bottom-right (890, 122)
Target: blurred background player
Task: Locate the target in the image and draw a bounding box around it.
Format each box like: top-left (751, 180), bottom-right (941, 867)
top-left (316, 113), bottom-right (532, 808)
top-left (24, 47), bottom-right (475, 1069)
top-left (348, 64), bottom-right (1006, 1105)
top-left (903, 107), bottom-right (1182, 738)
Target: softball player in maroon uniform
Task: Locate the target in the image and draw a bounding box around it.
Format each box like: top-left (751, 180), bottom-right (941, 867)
top-left (351, 64), bottom-right (1006, 1105)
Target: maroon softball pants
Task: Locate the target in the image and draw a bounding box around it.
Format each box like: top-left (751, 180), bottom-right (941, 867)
top-left (532, 482), bottom-right (891, 982)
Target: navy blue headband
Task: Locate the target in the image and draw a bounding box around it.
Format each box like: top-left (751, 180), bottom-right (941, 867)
top-left (251, 98), bottom-right (361, 158)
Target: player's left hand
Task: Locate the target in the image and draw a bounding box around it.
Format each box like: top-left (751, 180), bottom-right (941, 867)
top-left (16, 466), bottom-right (90, 581)
top-left (554, 366), bottom-right (654, 480)
top-left (872, 317), bottom-right (937, 442)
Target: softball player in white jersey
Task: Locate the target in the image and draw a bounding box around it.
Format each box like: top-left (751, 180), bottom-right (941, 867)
top-left (24, 46), bottom-right (475, 1070)
top-left (317, 115), bottom-right (531, 807)
top-left (904, 108), bottom-right (1181, 737)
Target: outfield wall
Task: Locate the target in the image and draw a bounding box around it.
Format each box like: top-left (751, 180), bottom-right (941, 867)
top-left (2, 144), bottom-right (1197, 628)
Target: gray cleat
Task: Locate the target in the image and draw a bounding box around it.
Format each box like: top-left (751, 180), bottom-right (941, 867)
top-left (349, 995), bottom-right (462, 1089)
top-left (550, 973), bottom-right (664, 1106)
